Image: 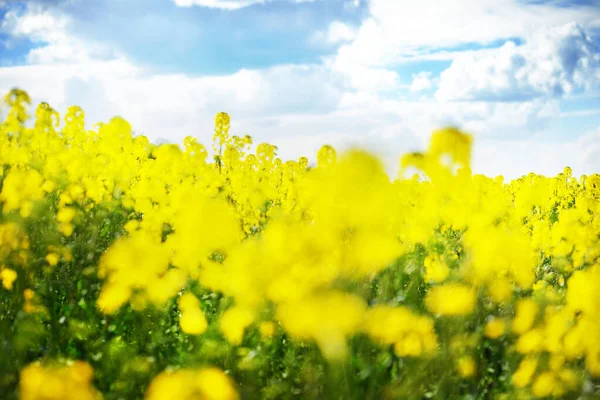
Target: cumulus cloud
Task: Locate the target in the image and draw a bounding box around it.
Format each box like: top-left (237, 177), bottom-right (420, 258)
top-left (326, 1), bottom-right (600, 107)
top-left (323, 21), bottom-right (358, 45)
top-left (334, 0), bottom-right (600, 68)
top-left (436, 23), bottom-right (600, 101)
top-left (0, 60), bottom-right (346, 138)
top-left (1, 4), bottom-right (120, 64)
top-left (1, 6), bottom-right (69, 41)
top-left (326, 62), bottom-right (401, 93)
top-left (410, 72), bottom-right (436, 92)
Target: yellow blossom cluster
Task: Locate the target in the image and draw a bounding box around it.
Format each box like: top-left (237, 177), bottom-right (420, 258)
top-left (19, 361), bottom-right (102, 400)
top-left (178, 292), bottom-right (208, 335)
top-left (145, 367), bottom-right (239, 400)
top-left (2, 88), bottom-right (600, 399)
top-left (363, 305), bottom-right (438, 357)
top-left (19, 361), bottom-right (238, 400)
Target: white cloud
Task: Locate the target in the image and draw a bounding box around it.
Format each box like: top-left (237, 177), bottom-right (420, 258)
top-left (172, 0), bottom-right (316, 9)
top-left (436, 23), bottom-right (600, 101)
top-left (410, 72), bottom-right (436, 92)
top-left (1, 6), bottom-right (69, 41)
top-left (474, 126), bottom-right (600, 179)
top-left (263, 99), bottom-right (583, 179)
top-left (323, 21), bottom-right (358, 45)
top-left (334, 0), bottom-right (600, 68)
top-left (0, 60), bottom-right (345, 138)
top-left (309, 22), bottom-right (358, 53)
top-left (1, 4), bottom-right (120, 64)
top-left (324, 57), bottom-right (402, 94)
top-left (326, 1), bottom-right (600, 106)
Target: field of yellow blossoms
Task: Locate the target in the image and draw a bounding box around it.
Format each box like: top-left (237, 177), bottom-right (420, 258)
top-left (0, 88), bottom-right (599, 399)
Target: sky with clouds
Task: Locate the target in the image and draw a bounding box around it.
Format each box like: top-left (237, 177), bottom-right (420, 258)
top-left (0, 0), bottom-right (599, 178)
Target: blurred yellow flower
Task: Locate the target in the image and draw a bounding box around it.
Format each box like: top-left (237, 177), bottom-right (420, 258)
top-left (457, 356), bottom-right (476, 378)
top-left (512, 299), bottom-right (539, 335)
top-left (20, 361), bottom-right (101, 400)
top-left (425, 283), bottom-right (476, 316)
top-left (179, 308), bottom-right (208, 335)
top-left (512, 357), bottom-right (538, 388)
top-left (484, 318), bottom-right (505, 339)
top-left (220, 306), bottom-right (256, 345)
top-left (259, 321), bottom-right (276, 339)
top-left (1, 267), bottom-right (17, 290)
top-left (145, 367), bottom-right (239, 400)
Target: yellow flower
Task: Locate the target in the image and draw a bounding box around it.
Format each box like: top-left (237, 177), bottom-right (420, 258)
top-left (0, 169), bottom-right (45, 216)
top-left (145, 367), bottom-right (239, 400)
top-left (516, 328), bottom-right (544, 354)
top-left (485, 318), bottom-right (505, 339)
top-left (424, 255), bottom-right (449, 283)
top-left (1, 268), bottom-right (17, 290)
top-left (457, 356), bottom-right (476, 378)
top-left (277, 292), bottom-right (366, 360)
top-left (427, 127), bottom-right (473, 168)
top-left (512, 357), bottom-right (538, 388)
top-left (394, 332), bottom-right (423, 357)
top-left (57, 207), bottom-right (76, 223)
top-left (220, 306), bottom-right (256, 346)
top-left (487, 278), bottom-right (513, 303)
top-left (425, 283), bottom-right (476, 316)
top-left (46, 253), bottom-right (60, 267)
top-left (96, 231), bottom-right (172, 312)
top-left (195, 368), bottom-right (239, 400)
top-left (177, 293), bottom-right (201, 312)
top-left (566, 265), bottom-right (599, 317)
top-left (96, 283), bottom-right (131, 314)
top-left (59, 223), bottom-right (74, 236)
top-left (179, 309), bottom-right (208, 335)
top-left (19, 360), bottom-right (101, 400)
top-left (259, 321), bottom-right (276, 339)
top-left (531, 372), bottom-right (563, 398)
top-left (586, 344), bottom-right (600, 377)
top-left (363, 305), bottom-right (438, 357)
top-left (5, 89), bottom-right (600, 398)
top-left (512, 299), bottom-right (539, 334)
top-left (558, 368), bottom-right (579, 389)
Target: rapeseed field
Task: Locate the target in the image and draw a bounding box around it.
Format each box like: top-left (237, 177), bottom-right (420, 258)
top-left (0, 88), bottom-right (599, 399)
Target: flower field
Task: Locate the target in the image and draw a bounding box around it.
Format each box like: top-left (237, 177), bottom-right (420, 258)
top-left (0, 88), bottom-right (599, 399)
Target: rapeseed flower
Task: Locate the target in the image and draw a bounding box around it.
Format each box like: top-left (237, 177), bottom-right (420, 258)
top-left (425, 283), bottom-right (476, 316)
top-left (145, 368), bottom-right (239, 400)
top-left (2, 88), bottom-right (600, 399)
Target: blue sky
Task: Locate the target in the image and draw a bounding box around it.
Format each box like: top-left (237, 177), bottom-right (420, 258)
top-left (0, 0), bottom-right (599, 178)
top-left (41, 0), bottom-right (364, 74)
